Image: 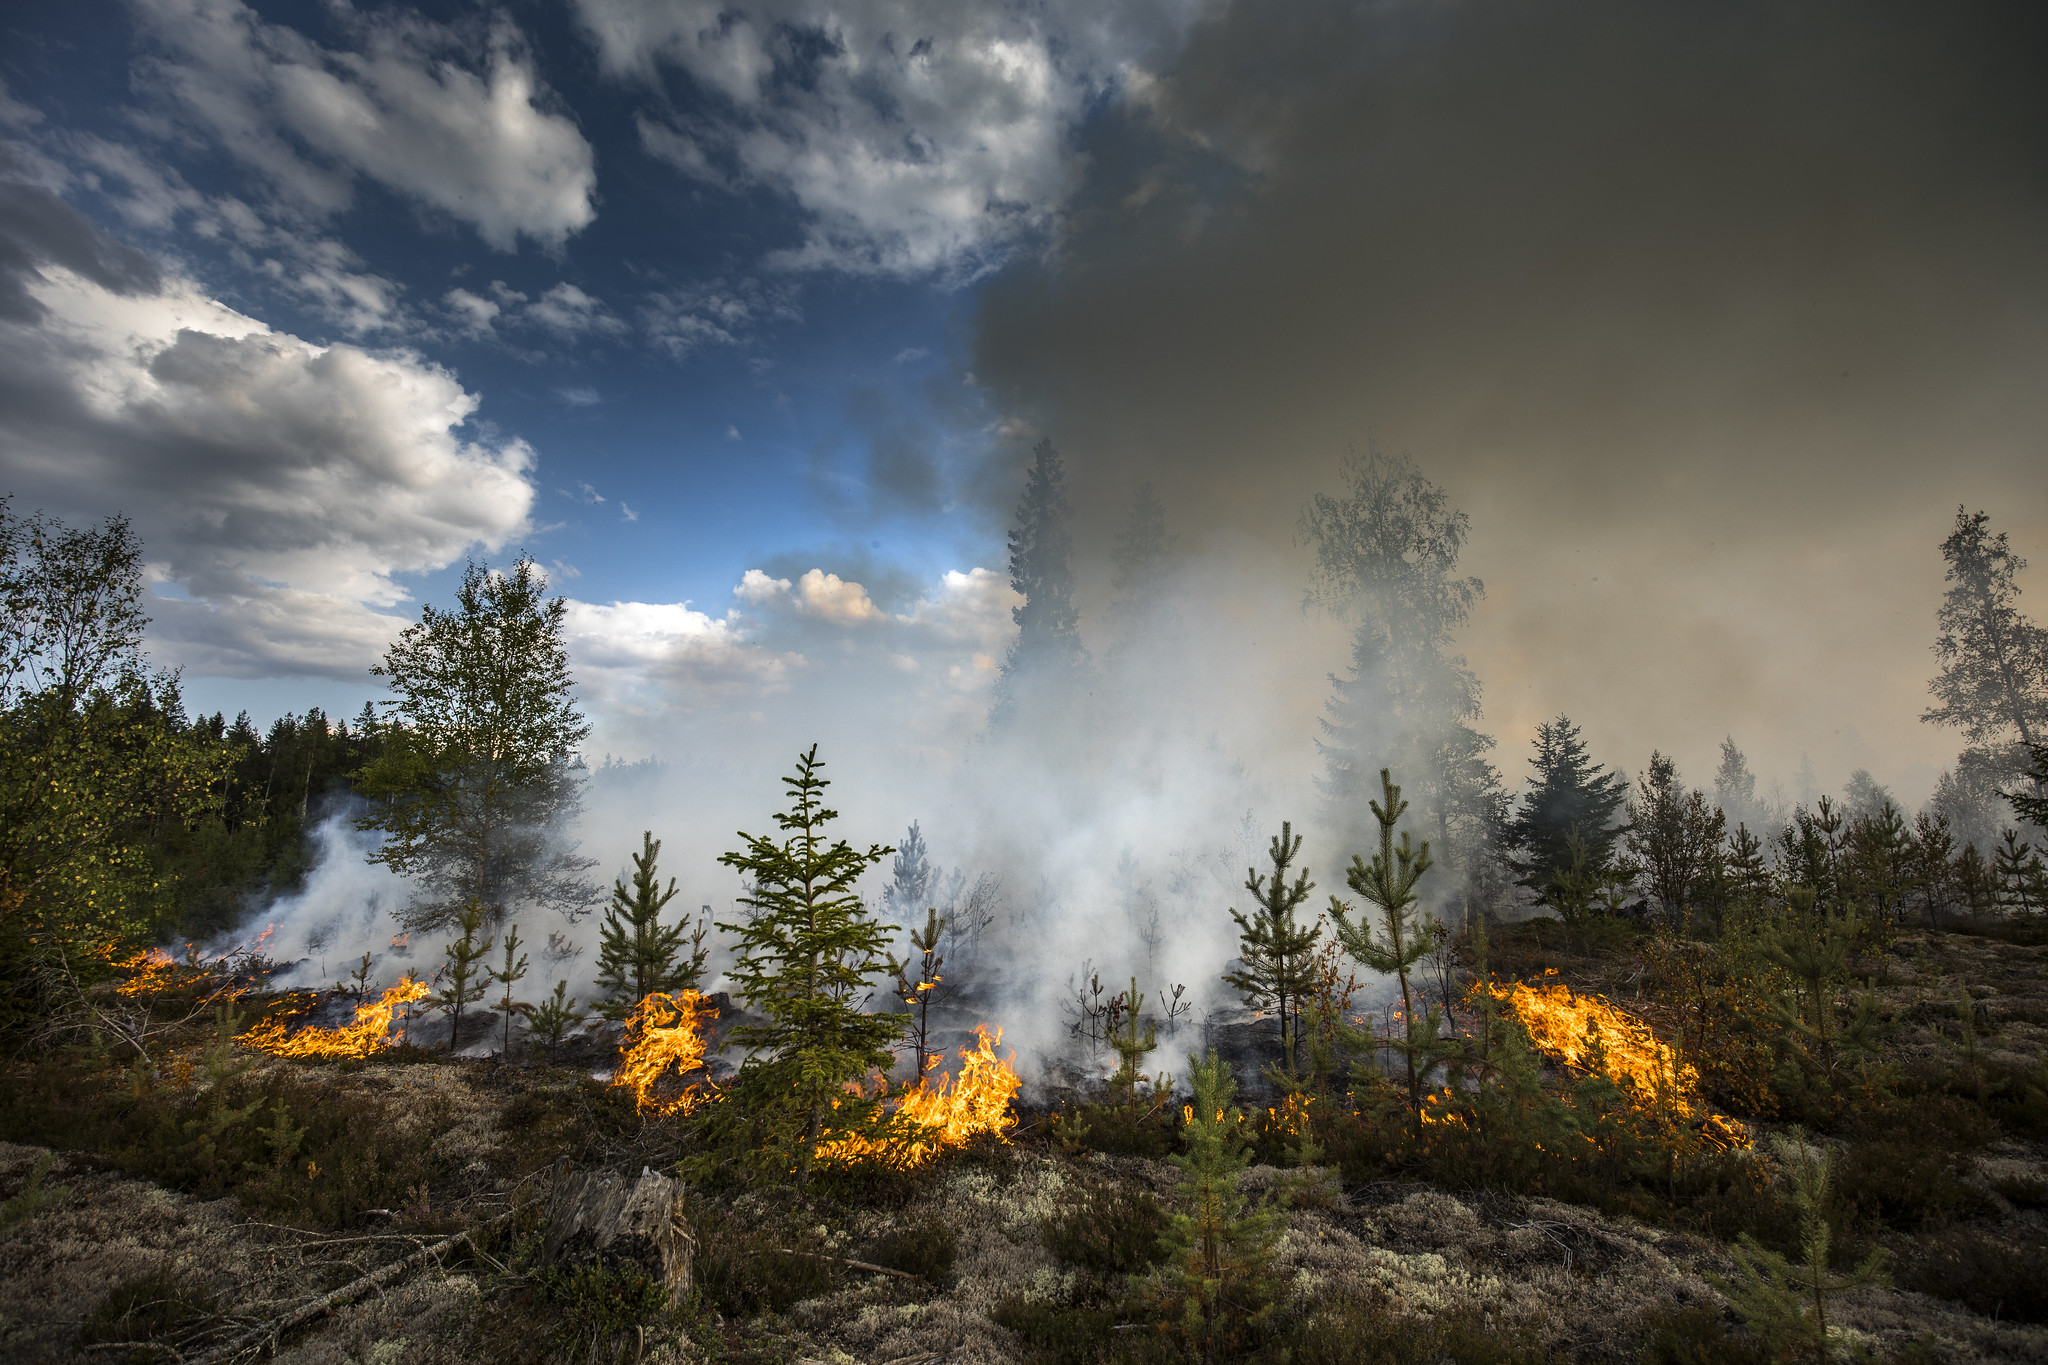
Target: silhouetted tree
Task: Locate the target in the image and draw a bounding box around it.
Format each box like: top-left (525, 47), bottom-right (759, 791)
top-left (1302, 451), bottom-right (1503, 897)
top-left (1507, 715), bottom-right (1628, 896)
top-left (990, 439), bottom-right (1085, 729)
top-left (1925, 508), bottom-right (2048, 818)
top-left (1627, 752), bottom-right (1725, 930)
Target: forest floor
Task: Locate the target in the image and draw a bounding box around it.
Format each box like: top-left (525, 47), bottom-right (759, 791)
top-left (5, 920), bottom-right (2048, 1364)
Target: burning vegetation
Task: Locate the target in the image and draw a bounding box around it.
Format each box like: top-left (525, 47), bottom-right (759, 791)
top-left (239, 976), bottom-right (430, 1060)
top-left (813, 1024), bottom-right (1023, 1169)
top-left (607, 989), bottom-right (710, 1115)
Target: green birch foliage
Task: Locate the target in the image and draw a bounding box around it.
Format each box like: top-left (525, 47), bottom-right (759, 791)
top-left (356, 557), bottom-right (596, 933)
top-left (1328, 770), bottom-right (1440, 1118)
top-left (1222, 822), bottom-right (1320, 1080)
top-left (595, 831), bottom-right (704, 1020)
top-left (716, 746), bottom-right (905, 1185)
top-left (0, 504), bottom-right (228, 1019)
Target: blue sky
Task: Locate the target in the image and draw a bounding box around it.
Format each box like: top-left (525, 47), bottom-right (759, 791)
top-left (0, 0), bottom-right (1183, 733)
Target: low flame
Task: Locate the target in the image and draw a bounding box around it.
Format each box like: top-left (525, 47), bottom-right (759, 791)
top-left (115, 947), bottom-right (178, 998)
top-left (610, 991), bottom-right (711, 1116)
top-left (1488, 979), bottom-right (1746, 1148)
top-left (241, 976), bottom-right (429, 1059)
top-left (815, 1025), bottom-right (1022, 1168)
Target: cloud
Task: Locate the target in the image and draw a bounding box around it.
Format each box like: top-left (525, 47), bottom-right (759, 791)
top-left (132, 0), bottom-right (597, 250)
top-left (562, 597), bottom-right (795, 707)
top-left (0, 189), bottom-right (536, 678)
top-left (619, 502), bottom-right (639, 522)
top-left (581, 0), bottom-right (1203, 278)
top-left (640, 277), bottom-right (797, 360)
top-left (524, 283), bottom-right (626, 338)
top-left (561, 386), bottom-right (601, 407)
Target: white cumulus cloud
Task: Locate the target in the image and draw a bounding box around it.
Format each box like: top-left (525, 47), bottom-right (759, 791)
top-left (0, 225), bottom-right (536, 677)
top-left (133, 0), bottom-right (598, 250)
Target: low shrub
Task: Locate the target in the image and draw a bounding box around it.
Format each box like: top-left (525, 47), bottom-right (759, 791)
top-left (686, 1199), bottom-right (841, 1319)
top-left (1834, 1139), bottom-right (1992, 1232)
top-left (532, 1261), bottom-right (671, 1359)
top-left (1902, 1226), bottom-right (2048, 1324)
top-left (1043, 1184), bottom-right (1171, 1278)
top-left (991, 1296), bottom-right (1126, 1364)
top-left (78, 1264), bottom-right (221, 1363)
top-left (1283, 1291), bottom-right (1559, 1364)
top-left (867, 1216), bottom-right (957, 1282)
top-left (1635, 1303), bottom-right (1771, 1365)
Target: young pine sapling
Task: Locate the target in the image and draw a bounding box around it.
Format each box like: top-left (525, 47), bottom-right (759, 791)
top-left (491, 923), bottom-right (532, 1061)
top-left (435, 901), bottom-right (493, 1052)
top-left (1327, 770), bottom-right (1442, 1124)
top-left (1222, 821), bottom-right (1320, 1083)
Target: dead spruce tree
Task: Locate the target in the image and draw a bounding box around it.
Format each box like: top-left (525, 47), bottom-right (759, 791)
top-left (1222, 821), bottom-right (1320, 1082)
top-left (714, 746), bottom-right (903, 1187)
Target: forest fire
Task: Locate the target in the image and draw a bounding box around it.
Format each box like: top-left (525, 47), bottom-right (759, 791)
top-left (1491, 978), bottom-right (1695, 1102)
top-left (815, 1025), bottom-right (1022, 1169)
top-left (114, 947), bottom-right (178, 998)
top-left (1489, 978), bottom-right (1747, 1147)
top-left (609, 990), bottom-right (710, 1116)
top-left (240, 976), bottom-right (429, 1059)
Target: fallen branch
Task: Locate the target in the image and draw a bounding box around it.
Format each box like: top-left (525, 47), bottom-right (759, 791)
top-left (191, 1207), bottom-right (518, 1365)
top-left (772, 1248), bottom-right (919, 1280)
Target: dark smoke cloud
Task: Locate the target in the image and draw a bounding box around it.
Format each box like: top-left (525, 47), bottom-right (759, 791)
top-left (972, 0), bottom-right (2048, 802)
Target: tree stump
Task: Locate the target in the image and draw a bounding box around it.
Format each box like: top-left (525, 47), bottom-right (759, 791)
top-left (544, 1165), bottom-right (694, 1298)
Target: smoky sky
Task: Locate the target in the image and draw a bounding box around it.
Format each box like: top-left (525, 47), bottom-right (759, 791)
top-left (972, 0), bottom-right (2048, 803)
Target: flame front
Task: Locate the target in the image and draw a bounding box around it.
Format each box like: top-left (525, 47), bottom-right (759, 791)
top-left (1488, 979), bottom-right (1746, 1147)
top-left (610, 991), bottom-right (710, 1116)
top-left (242, 976), bottom-right (429, 1059)
top-left (815, 1025), bottom-right (1022, 1168)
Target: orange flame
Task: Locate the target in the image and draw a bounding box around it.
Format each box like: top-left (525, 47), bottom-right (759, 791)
top-left (241, 976), bottom-right (429, 1058)
top-left (610, 991), bottom-right (711, 1116)
top-left (115, 947), bottom-right (179, 998)
top-left (815, 1025), bottom-right (1022, 1168)
top-left (1488, 979), bottom-right (1746, 1148)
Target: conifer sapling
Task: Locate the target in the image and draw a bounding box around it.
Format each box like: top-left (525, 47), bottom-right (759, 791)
top-left (596, 831), bottom-right (707, 1020)
top-left (435, 900), bottom-right (493, 1052)
top-left (1222, 821), bottom-right (1320, 1081)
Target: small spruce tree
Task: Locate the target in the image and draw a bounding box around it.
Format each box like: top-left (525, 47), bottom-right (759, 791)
top-left (528, 980), bottom-right (587, 1061)
top-left (1222, 822), bottom-right (1320, 1081)
top-left (596, 831), bottom-right (707, 1020)
top-left (716, 745), bottom-right (906, 1187)
top-left (1996, 828), bottom-right (2046, 918)
top-left (435, 900), bottom-right (493, 1052)
top-left (1328, 770), bottom-right (1441, 1122)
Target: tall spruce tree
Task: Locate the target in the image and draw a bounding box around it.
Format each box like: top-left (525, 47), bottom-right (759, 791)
top-left (1222, 823), bottom-right (1320, 1080)
top-left (356, 557), bottom-right (598, 932)
top-left (1108, 481), bottom-right (1177, 643)
top-left (1508, 715), bottom-right (1629, 895)
top-left (990, 439), bottom-right (1085, 729)
top-left (1302, 450), bottom-right (1503, 897)
top-left (595, 831), bottom-right (705, 1021)
top-left (716, 746), bottom-right (904, 1186)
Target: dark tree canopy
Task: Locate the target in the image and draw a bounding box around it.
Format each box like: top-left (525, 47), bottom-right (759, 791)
top-left (1508, 715), bottom-right (1630, 892)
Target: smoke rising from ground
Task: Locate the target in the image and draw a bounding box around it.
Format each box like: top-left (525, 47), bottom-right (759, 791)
top-left (228, 0), bottom-right (2048, 1076)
